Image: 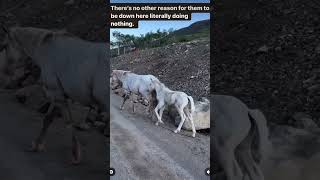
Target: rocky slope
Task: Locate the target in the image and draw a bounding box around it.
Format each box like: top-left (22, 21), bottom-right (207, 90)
top-left (111, 38), bottom-right (210, 99)
top-left (213, 0), bottom-right (320, 126)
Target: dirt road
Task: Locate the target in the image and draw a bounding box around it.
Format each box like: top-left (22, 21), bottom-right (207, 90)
top-left (0, 90), bottom-right (107, 180)
top-left (110, 93), bottom-right (210, 180)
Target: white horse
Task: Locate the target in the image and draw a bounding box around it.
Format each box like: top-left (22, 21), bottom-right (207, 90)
top-left (1, 26), bottom-right (109, 164)
top-left (152, 80), bottom-right (196, 137)
top-left (110, 70), bottom-right (159, 112)
top-left (213, 95), bottom-right (271, 180)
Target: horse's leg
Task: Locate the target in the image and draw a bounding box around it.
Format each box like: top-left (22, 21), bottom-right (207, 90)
top-left (159, 106), bottom-right (165, 122)
top-left (237, 131), bottom-right (265, 180)
top-left (30, 101), bottom-right (57, 152)
top-left (67, 99), bottom-right (81, 165)
top-left (132, 103), bottom-right (135, 113)
top-left (132, 97), bottom-right (136, 113)
top-left (154, 107), bottom-right (161, 125)
top-left (71, 125), bottom-right (81, 165)
top-left (237, 149), bottom-right (264, 180)
top-left (61, 99), bottom-right (81, 165)
top-left (154, 102), bottom-right (164, 126)
top-left (120, 93), bottom-right (130, 110)
top-left (215, 142), bottom-right (243, 180)
top-left (155, 106), bottom-right (165, 125)
top-left (174, 106), bottom-right (186, 133)
top-left (190, 118), bottom-right (196, 138)
top-left (185, 108), bottom-right (196, 137)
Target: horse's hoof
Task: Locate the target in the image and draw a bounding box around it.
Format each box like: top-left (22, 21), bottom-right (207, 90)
top-left (192, 134), bottom-right (196, 138)
top-left (155, 122), bottom-right (159, 126)
top-left (38, 143), bottom-right (45, 152)
top-left (70, 158), bottom-right (81, 165)
top-left (28, 141), bottom-right (45, 152)
top-left (174, 130), bottom-right (178, 133)
top-left (27, 142), bottom-right (38, 152)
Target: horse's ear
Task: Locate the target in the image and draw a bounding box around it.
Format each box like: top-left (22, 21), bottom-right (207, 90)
top-left (113, 70), bottom-right (124, 79)
top-left (112, 70), bottom-right (120, 75)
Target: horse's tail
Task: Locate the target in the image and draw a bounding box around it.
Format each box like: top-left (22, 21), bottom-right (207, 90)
top-left (187, 96), bottom-right (195, 114)
top-left (248, 109), bottom-right (271, 163)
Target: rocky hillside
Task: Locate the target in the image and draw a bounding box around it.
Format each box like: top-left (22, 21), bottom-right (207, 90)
top-left (170, 19), bottom-right (210, 37)
top-left (213, 0), bottom-right (320, 126)
top-left (0, 0), bottom-right (108, 41)
top-left (111, 38), bottom-right (210, 99)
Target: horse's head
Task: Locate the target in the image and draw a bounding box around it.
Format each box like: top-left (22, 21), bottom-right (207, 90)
top-left (111, 70), bottom-right (130, 80)
top-left (2, 26), bottom-right (56, 66)
top-left (110, 77), bottom-right (122, 90)
top-left (151, 79), bottom-right (163, 91)
top-left (110, 70), bottom-right (130, 90)
top-left (1, 26), bottom-right (26, 66)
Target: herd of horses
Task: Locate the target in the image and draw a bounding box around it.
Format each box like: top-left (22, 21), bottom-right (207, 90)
top-left (0, 26), bottom-right (271, 180)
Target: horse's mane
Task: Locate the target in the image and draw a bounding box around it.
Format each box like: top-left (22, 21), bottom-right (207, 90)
top-left (53, 28), bottom-right (89, 41)
top-left (53, 30), bottom-right (75, 38)
top-left (155, 81), bottom-right (171, 92)
top-left (7, 27), bottom-right (82, 59)
top-left (11, 27), bottom-right (77, 43)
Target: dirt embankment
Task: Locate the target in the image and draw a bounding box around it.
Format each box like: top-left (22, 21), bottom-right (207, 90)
top-left (213, 1), bottom-right (320, 179)
top-left (213, 0), bottom-right (320, 125)
top-left (0, 0), bottom-right (108, 41)
top-left (111, 38), bottom-right (210, 100)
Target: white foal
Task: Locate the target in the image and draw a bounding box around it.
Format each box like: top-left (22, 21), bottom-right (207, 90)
top-left (152, 80), bottom-right (196, 137)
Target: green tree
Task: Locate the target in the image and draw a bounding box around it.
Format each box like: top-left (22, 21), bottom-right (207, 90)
top-left (112, 31), bottom-right (125, 55)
